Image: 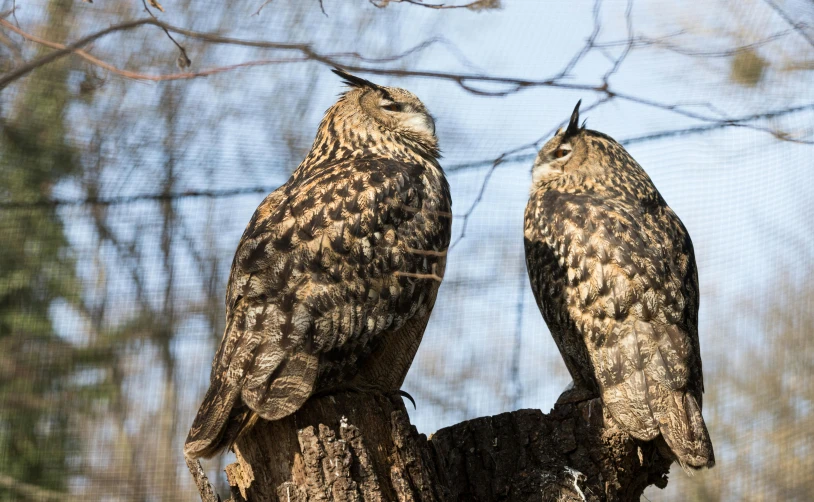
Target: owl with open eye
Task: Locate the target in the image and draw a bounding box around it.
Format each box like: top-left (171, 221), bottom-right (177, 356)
top-left (184, 69), bottom-right (451, 459)
top-left (524, 101), bottom-right (714, 471)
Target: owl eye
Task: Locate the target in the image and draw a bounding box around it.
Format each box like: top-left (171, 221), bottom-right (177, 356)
top-left (553, 146), bottom-right (572, 159)
top-left (382, 102), bottom-right (402, 112)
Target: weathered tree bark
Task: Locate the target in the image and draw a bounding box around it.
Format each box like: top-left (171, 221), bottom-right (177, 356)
top-left (205, 391), bottom-right (673, 502)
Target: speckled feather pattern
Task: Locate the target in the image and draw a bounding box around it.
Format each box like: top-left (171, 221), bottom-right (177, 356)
top-left (185, 81), bottom-right (451, 459)
top-left (524, 129), bottom-right (714, 469)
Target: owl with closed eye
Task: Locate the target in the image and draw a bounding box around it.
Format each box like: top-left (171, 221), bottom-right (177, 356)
top-left (524, 101), bottom-right (714, 471)
top-left (184, 69), bottom-right (451, 459)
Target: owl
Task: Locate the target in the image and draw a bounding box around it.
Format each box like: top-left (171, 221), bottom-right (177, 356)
top-left (184, 69), bottom-right (451, 459)
top-left (524, 101), bottom-right (714, 470)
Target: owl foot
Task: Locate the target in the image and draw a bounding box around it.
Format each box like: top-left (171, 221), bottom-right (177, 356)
top-left (313, 384), bottom-right (416, 409)
top-left (556, 385), bottom-right (597, 406)
top-left (355, 385), bottom-right (416, 410)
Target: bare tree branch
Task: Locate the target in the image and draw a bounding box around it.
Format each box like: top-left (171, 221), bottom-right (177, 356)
top-left (0, 14), bottom-right (804, 137)
top-left (185, 457), bottom-right (220, 502)
top-left (761, 0), bottom-right (814, 49)
top-left (2, 101), bottom-right (809, 210)
top-left (0, 18), bottom-right (159, 89)
top-left (551, 0), bottom-right (603, 80)
top-left (0, 473), bottom-right (81, 502)
top-left (10, 1), bottom-right (19, 28)
top-left (596, 27), bottom-right (803, 58)
top-left (0, 18), bottom-right (312, 81)
top-left (0, 18), bottom-right (457, 85)
top-left (600, 0), bottom-right (634, 84)
top-left (370, 0), bottom-right (500, 10)
top-left (141, 0), bottom-right (190, 68)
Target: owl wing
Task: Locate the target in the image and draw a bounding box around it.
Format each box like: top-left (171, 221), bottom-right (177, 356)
top-left (534, 190), bottom-right (713, 468)
top-left (184, 157), bottom-right (450, 459)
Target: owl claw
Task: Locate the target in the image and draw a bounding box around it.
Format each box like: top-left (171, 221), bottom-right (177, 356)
top-left (556, 386), bottom-right (597, 406)
top-left (392, 389), bottom-right (416, 409)
top-left (314, 385), bottom-right (416, 409)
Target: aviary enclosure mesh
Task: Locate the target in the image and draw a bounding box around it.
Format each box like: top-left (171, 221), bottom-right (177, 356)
top-left (0, 0), bottom-right (812, 499)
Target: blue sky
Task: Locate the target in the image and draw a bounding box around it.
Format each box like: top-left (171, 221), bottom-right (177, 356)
top-left (13, 0), bottom-right (812, 497)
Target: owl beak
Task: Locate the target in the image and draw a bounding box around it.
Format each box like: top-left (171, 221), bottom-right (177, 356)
top-left (425, 114), bottom-right (436, 136)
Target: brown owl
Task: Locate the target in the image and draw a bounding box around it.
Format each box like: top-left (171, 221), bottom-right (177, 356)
top-left (524, 101), bottom-right (714, 470)
top-left (184, 69), bottom-right (451, 459)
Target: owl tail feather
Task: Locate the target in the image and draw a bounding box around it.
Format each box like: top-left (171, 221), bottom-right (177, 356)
top-left (658, 391), bottom-right (715, 471)
top-left (184, 378), bottom-right (245, 459)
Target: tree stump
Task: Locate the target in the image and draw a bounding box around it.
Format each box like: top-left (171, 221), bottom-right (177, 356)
top-left (205, 391), bottom-right (672, 502)
top-left (224, 392), bottom-right (447, 501)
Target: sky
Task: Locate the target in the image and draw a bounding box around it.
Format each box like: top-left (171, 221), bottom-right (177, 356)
top-left (10, 0), bottom-right (813, 498)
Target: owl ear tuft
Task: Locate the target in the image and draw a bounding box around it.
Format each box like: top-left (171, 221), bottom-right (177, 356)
top-left (332, 68), bottom-right (382, 91)
top-left (564, 99), bottom-right (582, 137)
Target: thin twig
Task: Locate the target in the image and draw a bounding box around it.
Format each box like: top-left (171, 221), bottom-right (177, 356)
top-left (508, 262), bottom-right (526, 410)
top-left (404, 247), bottom-right (448, 257)
top-left (185, 457), bottom-right (221, 502)
top-left (449, 155), bottom-right (504, 250)
top-left (551, 0), bottom-right (603, 80)
top-left (0, 18), bottom-right (451, 84)
top-left (141, 0), bottom-right (190, 68)
top-left (11, 0), bottom-right (19, 28)
top-left (596, 27), bottom-right (799, 58)
top-left (0, 18), bottom-right (311, 81)
top-left (601, 0), bottom-right (634, 84)
top-left (397, 204), bottom-right (454, 218)
top-left (761, 0), bottom-right (814, 49)
top-left (370, 0), bottom-right (496, 9)
top-left (394, 270), bottom-right (444, 282)
top-left (0, 15), bottom-right (797, 132)
top-left (2, 102), bottom-right (810, 210)
top-left (0, 473), bottom-right (81, 502)
top-left (0, 186), bottom-right (272, 208)
top-left (253, 0), bottom-right (275, 16)
top-left (0, 18), bottom-right (157, 89)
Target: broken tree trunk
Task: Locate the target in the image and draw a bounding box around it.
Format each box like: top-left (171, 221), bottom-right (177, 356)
top-left (205, 391), bottom-right (672, 501)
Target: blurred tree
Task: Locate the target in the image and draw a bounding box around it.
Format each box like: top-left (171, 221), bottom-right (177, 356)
top-left (0, 0), bottom-right (82, 497)
top-left (658, 277), bottom-right (814, 501)
top-left (0, 0), bottom-right (811, 499)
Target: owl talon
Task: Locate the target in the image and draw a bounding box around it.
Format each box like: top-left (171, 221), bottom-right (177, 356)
top-left (314, 385), bottom-right (415, 409)
top-left (556, 386), bottom-right (597, 406)
top-left (391, 389), bottom-right (416, 409)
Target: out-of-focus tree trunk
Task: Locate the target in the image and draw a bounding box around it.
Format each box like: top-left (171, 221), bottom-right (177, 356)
top-left (216, 393), bottom-right (672, 502)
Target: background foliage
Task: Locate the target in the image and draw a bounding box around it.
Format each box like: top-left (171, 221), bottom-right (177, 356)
top-left (0, 0), bottom-right (812, 500)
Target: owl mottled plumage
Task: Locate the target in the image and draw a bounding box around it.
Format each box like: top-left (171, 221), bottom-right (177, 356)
top-left (184, 69), bottom-right (451, 459)
top-left (524, 102), bottom-right (714, 470)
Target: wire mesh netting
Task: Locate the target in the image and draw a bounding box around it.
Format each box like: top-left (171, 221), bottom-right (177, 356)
top-left (1, 0), bottom-right (813, 500)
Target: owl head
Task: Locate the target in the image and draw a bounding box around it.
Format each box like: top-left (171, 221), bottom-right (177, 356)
top-left (327, 68), bottom-right (438, 155)
top-left (531, 100), bottom-right (635, 192)
top-left (531, 100), bottom-right (589, 188)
